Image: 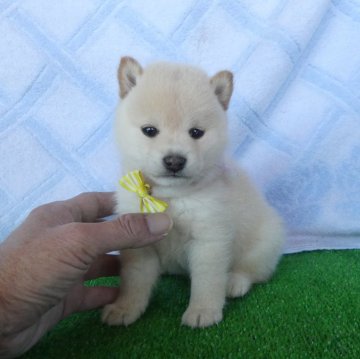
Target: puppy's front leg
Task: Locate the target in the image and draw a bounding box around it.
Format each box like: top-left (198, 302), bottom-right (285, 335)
top-left (182, 239), bottom-right (230, 328)
top-left (102, 247), bottom-right (160, 326)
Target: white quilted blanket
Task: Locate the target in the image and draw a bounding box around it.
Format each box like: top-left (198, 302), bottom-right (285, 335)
top-left (1, 0), bottom-right (360, 253)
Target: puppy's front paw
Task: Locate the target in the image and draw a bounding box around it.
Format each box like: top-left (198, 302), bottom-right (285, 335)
top-left (181, 307), bottom-right (223, 328)
top-left (102, 303), bottom-right (144, 326)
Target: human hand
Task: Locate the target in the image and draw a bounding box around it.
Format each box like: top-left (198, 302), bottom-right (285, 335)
top-left (0, 192), bottom-right (172, 358)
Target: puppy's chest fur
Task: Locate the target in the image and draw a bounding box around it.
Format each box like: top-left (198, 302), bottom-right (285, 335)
top-left (155, 200), bottom-right (194, 274)
top-left (115, 179), bottom-right (231, 275)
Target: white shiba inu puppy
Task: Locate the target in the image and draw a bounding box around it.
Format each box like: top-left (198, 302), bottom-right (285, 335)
top-left (102, 57), bottom-right (285, 328)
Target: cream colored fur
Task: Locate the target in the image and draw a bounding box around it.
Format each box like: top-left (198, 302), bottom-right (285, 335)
top-left (102, 57), bottom-right (285, 328)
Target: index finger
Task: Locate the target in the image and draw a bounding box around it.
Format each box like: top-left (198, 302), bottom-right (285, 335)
top-left (65, 192), bottom-right (117, 222)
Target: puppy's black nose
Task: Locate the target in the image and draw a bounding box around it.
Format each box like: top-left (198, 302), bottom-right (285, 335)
top-left (163, 155), bottom-right (187, 173)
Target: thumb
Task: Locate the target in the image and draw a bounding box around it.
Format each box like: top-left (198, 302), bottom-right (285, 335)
top-left (72, 213), bottom-right (173, 255)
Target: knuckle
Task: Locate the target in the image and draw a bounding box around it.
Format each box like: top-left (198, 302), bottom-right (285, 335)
top-left (29, 203), bottom-right (57, 222)
top-left (73, 192), bottom-right (105, 205)
top-left (29, 201), bottom-right (72, 222)
top-left (74, 192), bottom-right (91, 202)
top-left (29, 203), bottom-right (51, 218)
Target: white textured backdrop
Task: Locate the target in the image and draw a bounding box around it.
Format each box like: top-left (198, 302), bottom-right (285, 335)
top-left (0, 0), bottom-right (359, 252)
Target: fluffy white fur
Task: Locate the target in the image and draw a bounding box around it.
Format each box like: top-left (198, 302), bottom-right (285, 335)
top-left (102, 57), bottom-right (285, 328)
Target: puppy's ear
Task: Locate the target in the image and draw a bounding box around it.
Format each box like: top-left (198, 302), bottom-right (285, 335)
top-left (210, 71), bottom-right (233, 111)
top-left (118, 57), bottom-right (143, 98)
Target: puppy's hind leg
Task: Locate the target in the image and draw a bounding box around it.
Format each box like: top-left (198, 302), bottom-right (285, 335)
top-left (102, 247), bottom-right (160, 326)
top-left (227, 216), bottom-right (284, 299)
top-left (226, 271), bottom-right (253, 298)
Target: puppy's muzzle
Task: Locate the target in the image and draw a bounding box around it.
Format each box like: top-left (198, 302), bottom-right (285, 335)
top-left (163, 155), bottom-right (187, 173)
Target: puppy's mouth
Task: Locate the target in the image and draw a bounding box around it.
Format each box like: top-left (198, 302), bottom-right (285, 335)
top-left (150, 171), bottom-right (191, 183)
top-left (160, 172), bottom-right (188, 179)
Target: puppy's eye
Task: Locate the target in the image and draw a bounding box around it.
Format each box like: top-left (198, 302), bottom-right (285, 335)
top-left (141, 126), bottom-right (159, 138)
top-left (189, 128), bottom-right (205, 139)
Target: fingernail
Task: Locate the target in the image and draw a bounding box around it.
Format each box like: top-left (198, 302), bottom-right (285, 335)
top-left (146, 213), bottom-right (173, 236)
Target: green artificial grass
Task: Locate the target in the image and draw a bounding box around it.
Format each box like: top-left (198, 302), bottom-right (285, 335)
top-left (22, 250), bottom-right (360, 359)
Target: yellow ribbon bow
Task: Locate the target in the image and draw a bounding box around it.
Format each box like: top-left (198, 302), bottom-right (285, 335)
top-left (119, 170), bottom-right (168, 213)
